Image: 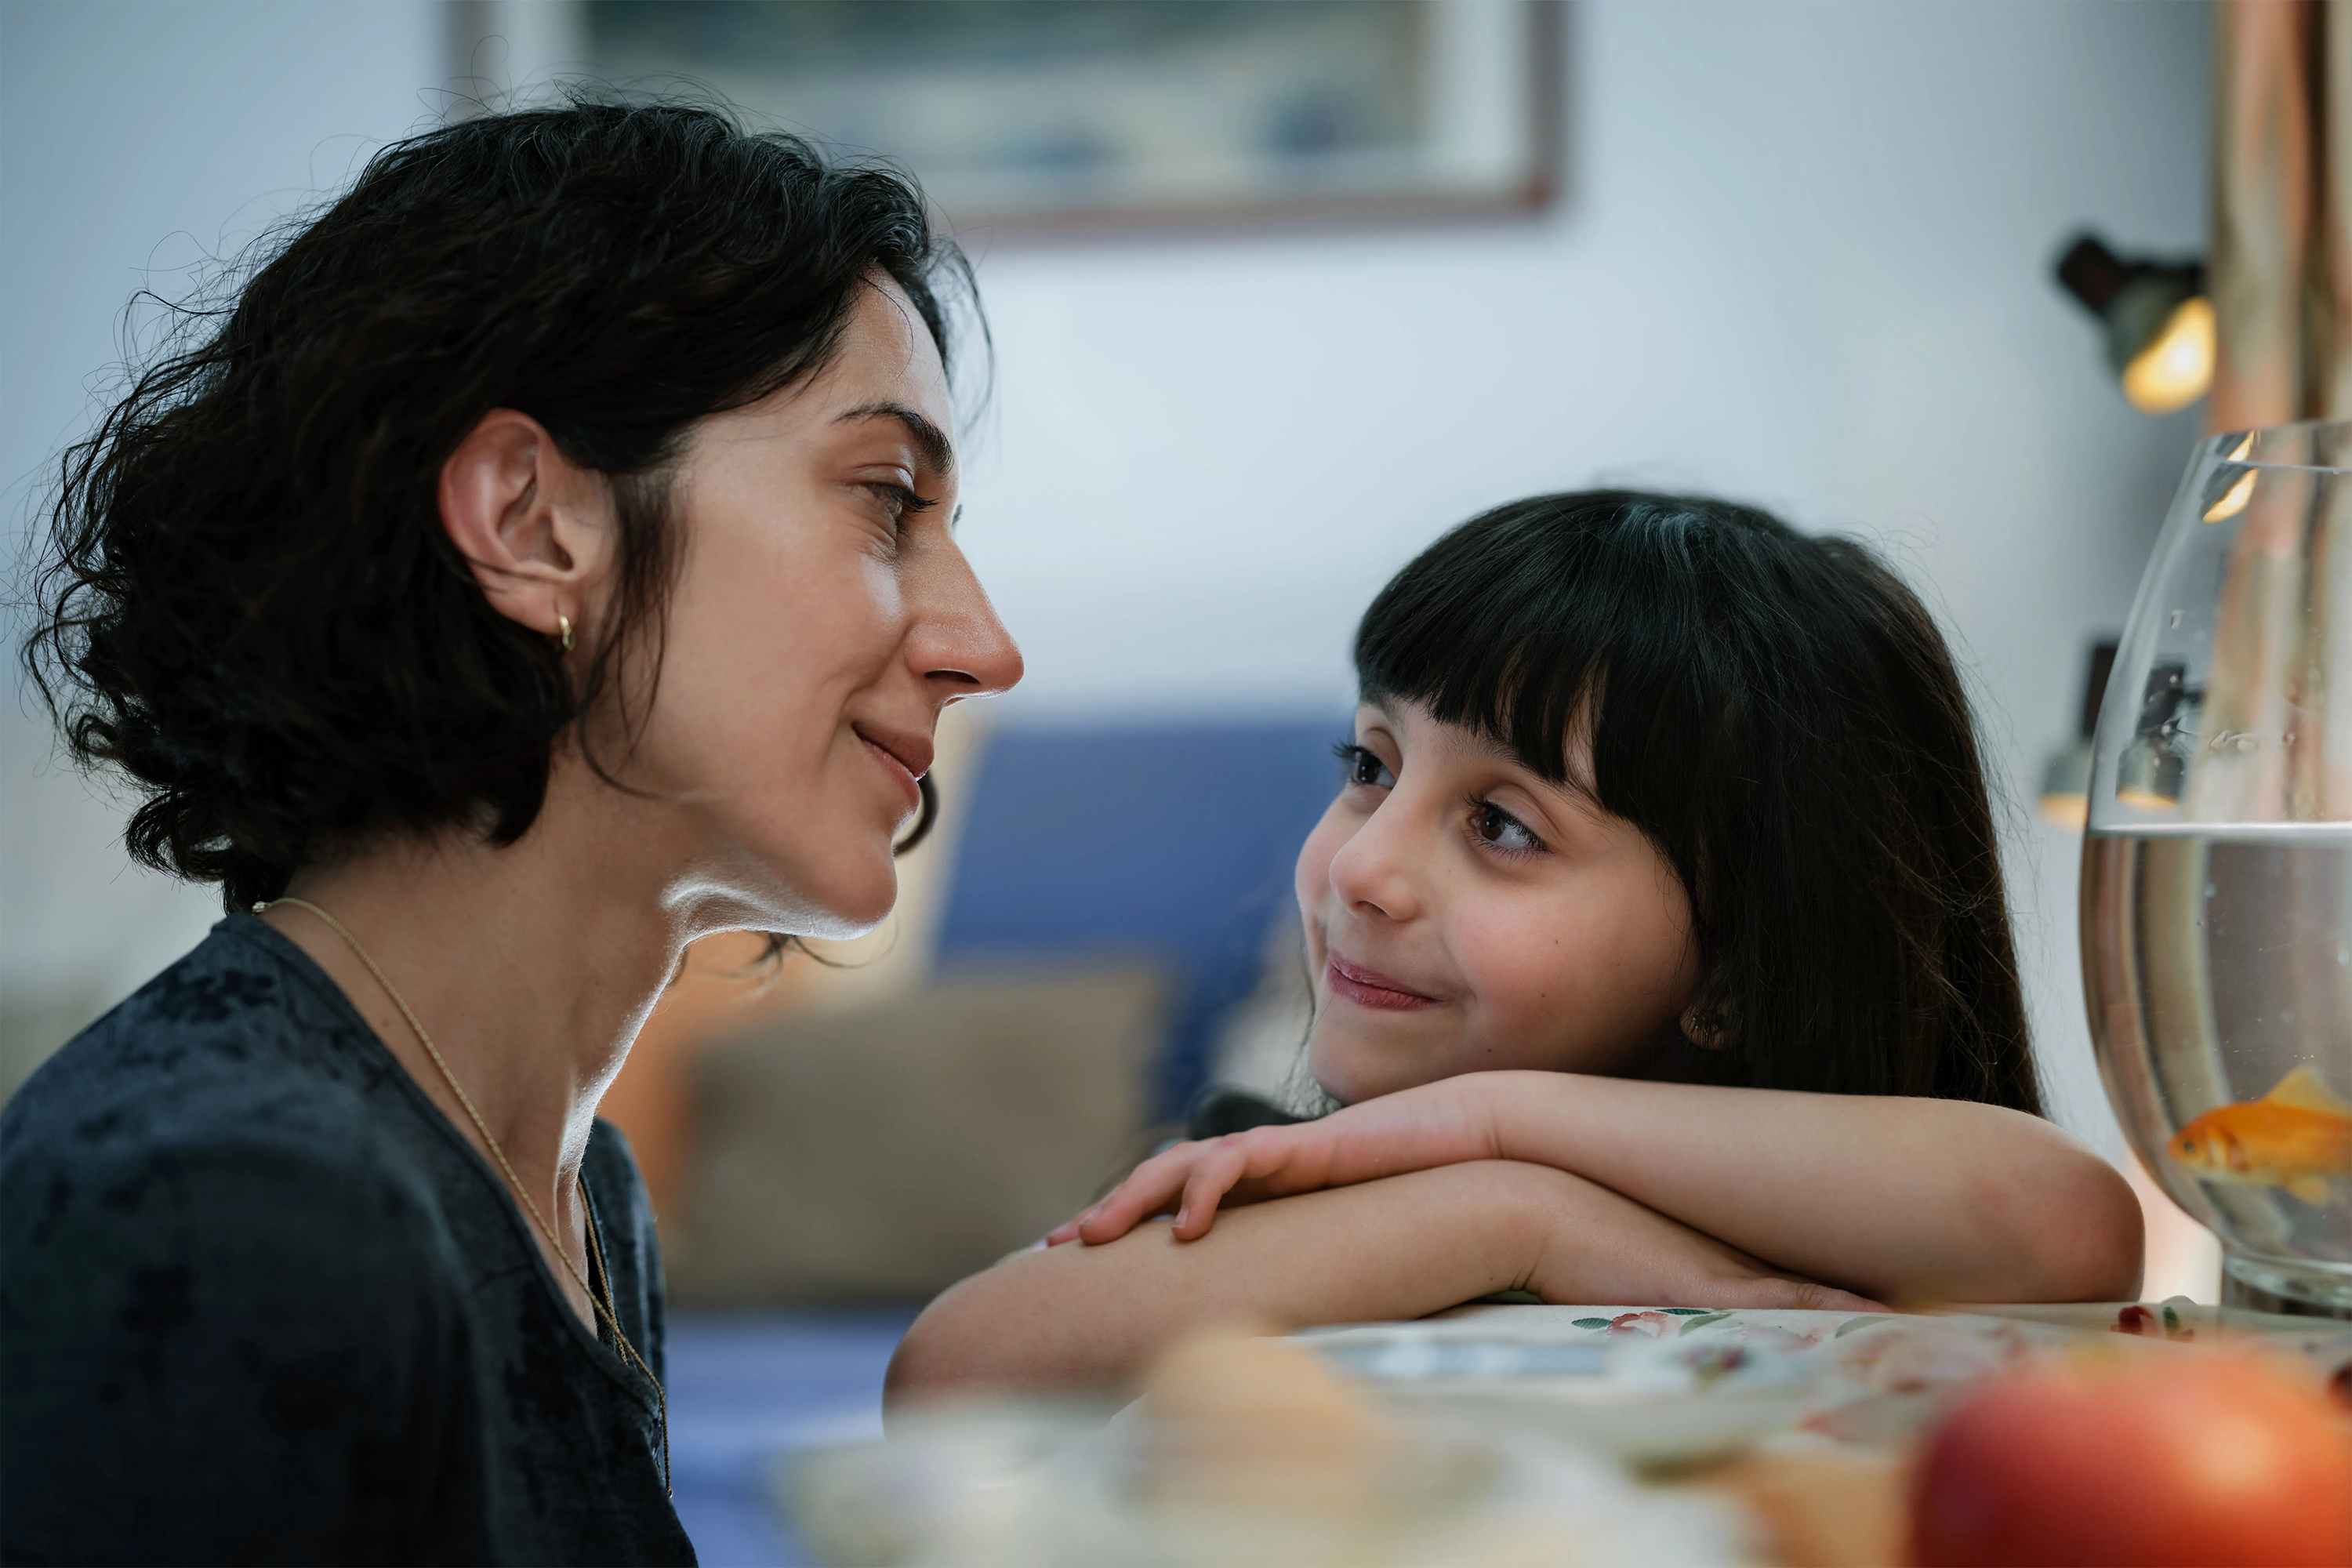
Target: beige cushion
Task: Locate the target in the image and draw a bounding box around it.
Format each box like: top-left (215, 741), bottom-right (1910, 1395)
top-left (665, 964), bottom-right (1171, 1306)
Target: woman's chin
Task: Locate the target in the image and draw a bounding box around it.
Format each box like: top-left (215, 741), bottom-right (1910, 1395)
top-left (814, 882), bottom-right (898, 939)
top-left (741, 851), bottom-right (898, 942)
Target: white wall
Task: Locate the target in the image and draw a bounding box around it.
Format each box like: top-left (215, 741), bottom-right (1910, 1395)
top-left (1, 1), bottom-right (447, 1091)
top-left (3, 1), bottom-right (2209, 1152)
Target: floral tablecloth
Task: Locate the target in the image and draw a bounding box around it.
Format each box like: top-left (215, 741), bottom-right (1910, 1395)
top-left (1291, 1300), bottom-right (2352, 1462)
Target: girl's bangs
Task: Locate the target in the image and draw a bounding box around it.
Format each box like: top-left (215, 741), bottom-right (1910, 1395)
top-left (1353, 497), bottom-right (1698, 793)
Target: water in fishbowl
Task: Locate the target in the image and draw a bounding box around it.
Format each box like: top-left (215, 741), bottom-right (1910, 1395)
top-left (2082, 825), bottom-right (2352, 1312)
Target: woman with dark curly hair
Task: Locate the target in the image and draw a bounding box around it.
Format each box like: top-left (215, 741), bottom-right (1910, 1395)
top-left (2, 100), bottom-right (1019, 1565)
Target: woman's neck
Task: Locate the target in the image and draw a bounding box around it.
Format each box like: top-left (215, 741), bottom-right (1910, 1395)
top-left (260, 757), bottom-right (702, 1325)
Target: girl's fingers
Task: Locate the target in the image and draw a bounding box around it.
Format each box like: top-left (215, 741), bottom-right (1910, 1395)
top-left (1076, 1185), bottom-right (1161, 1243)
top-left (1078, 1144), bottom-right (1212, 1243)
top-left (1171, 1141), bottom-right (1252, 1240)
top-left (1236, 1123), bottom-right (1333, 1196)
top-left (1073, 1127), bottom-right (1326, 1246)
top-left (1045, 1205), bottom-right (1101, 1246)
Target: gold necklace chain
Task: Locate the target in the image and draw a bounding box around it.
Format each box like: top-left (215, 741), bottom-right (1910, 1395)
top-left (256, 896), bottom-right (671, 1496)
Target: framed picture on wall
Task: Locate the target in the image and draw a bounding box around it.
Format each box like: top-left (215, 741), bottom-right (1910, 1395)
top-left (449, 0), bottom-right (1562, 236)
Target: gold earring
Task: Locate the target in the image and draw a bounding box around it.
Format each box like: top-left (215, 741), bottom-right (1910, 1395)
top-left (557, 613), bottom-right (575, 652)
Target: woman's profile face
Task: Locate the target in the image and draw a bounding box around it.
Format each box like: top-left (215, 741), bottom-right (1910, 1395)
top-left (619, 281), bottom-right (1021, 937)
top-left (1295, 699), bottom-right (1698, 1103)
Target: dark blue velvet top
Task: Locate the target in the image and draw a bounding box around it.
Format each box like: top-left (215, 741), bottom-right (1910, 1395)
top-left (0, 915), bottom-right (693, 1566)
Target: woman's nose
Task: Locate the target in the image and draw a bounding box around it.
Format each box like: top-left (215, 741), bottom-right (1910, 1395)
top-left (914, 546), bottom-right (1024, 702)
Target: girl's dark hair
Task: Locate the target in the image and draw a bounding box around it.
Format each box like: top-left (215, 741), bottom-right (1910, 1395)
top-left (24, 100), bottom-right (972, 911)
top-left (1356, 491), bottom-right (2042, 1112)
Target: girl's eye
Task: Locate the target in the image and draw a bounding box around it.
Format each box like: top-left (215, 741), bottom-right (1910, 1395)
top-left (1333, 742), bottom-right (1394, 790)
top-left (1468, 800), bottom-right (1546, 855)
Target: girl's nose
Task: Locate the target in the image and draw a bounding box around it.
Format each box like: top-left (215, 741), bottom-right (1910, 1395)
top-left (1326, 798), bottom-right (1424, 924)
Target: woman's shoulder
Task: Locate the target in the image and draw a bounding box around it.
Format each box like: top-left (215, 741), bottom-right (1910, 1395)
top-left (0, 927), bottom-right (493, 1566)
top-left (2, 915), bottom-right (437, 1230)
top-left (15, 910), bottom-right (380, 1084)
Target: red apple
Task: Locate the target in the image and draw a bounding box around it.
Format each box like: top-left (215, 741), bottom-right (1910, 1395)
top-left (1911, 1353), bottom-right (2352, 1567)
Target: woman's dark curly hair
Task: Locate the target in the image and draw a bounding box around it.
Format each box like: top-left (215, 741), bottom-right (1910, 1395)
top-left (24, 99), bottom-right (973, 912)
top-left (1356, 492), bottom-right (2042, 1113)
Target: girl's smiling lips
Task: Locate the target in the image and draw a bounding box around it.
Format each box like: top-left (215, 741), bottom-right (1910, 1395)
top-left (854, 722), bottom-right (932, 811)
top-left (1325, 955), bottom-right (1441, 1011)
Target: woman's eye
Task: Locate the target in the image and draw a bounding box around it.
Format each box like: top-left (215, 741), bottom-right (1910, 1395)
top-left (1469, 801), bottom-right (1545, 855)
top-left (869, 483), bottom-right (938, 527)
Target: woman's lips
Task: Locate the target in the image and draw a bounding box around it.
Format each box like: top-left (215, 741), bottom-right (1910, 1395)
top-left (854, 724), bottom-right (930, 811)
top-left (1324, 955), bottom-right (1440, 1011)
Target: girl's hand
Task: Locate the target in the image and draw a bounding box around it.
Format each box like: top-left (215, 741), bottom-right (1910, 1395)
top-left (1050, 1080), bottom-right (1502, 1247)
top-left (1046, 1126), bottom-right (1326, 1245)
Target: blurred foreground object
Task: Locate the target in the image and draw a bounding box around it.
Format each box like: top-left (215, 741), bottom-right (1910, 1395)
top-left (1702, 1446), bottom-right (1907, 1568)
top-left (2054, 235), bottom-right (2213, 415)
top-left (781, 1304), bottom-right (2352, 1567)
top-left (789, 1324), bottom-right (1751, 1566)
top-left (1911, 1352), bottom-right (2352, 1567)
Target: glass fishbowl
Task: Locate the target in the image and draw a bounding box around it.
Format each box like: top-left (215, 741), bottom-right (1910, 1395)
top-left (2083, 419), bottom-right (2352, 1317)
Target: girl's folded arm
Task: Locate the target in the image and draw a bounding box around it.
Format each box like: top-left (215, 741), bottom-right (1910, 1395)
top-left (1072, 1073), bottom-right (2142, 1305)
top-left (885, 1159), bottom-right (1867, 1410)
top-left (1470, 1073), bottom-right (2143, 1305)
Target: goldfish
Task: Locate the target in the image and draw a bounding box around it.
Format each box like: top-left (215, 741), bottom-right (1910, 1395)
top-left (2166, 1065), bottom-right (2352, 1206)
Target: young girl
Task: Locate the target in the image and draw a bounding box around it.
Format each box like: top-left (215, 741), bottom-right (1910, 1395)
top-left (887, 491), bottom-right (2141, 1401)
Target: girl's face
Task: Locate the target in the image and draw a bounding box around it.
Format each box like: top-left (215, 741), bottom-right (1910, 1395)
top-left (1297, 699), bottom-right (1700, 1104)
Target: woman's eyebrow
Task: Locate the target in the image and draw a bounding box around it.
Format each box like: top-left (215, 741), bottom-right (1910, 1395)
top-left (833, 401), bottom-right (954, 478)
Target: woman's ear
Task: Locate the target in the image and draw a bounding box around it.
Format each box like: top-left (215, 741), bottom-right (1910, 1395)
top-left (437, 409), bottom-right (615, 648)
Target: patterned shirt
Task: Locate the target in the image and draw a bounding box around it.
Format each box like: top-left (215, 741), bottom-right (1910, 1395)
top-left (1, 914), bottom-right (692, 1565)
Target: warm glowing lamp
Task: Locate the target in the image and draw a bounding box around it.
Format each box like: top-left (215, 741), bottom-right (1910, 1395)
top-left (2119, 295), bottom-right (2216, 414)
top-left (2054, 234), bottom-right (2212, 415)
